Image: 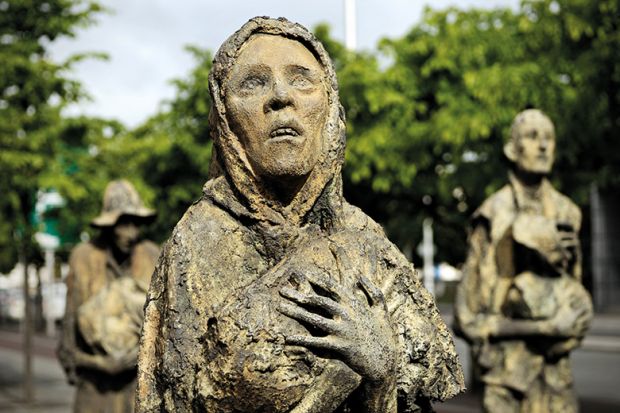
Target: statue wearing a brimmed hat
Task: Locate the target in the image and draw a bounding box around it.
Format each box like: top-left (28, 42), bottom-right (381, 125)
top-left (58, 180), bottom-right (160, 413)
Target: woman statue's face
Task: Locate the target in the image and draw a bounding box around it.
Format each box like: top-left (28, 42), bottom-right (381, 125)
top-left (224, 34), bottom-right (328, 182)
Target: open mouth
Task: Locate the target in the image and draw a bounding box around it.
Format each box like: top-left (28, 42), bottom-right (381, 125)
top-left (270, 127), bottom-right (300, 138)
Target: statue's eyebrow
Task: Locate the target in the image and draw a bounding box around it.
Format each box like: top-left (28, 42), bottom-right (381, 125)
top-left (287, 64), bottom-right (321, 78)
top-left (236, 63), bottom-right (270, 77)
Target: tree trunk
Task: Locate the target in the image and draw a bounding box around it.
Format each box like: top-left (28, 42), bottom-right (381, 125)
top-left (22, 249), bottom-right (34, 402)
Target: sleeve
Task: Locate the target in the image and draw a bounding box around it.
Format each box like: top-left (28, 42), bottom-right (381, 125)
top-left (136, 236), bottom-right (198, 413)
top-left (57, 245), bottom-right (102, 383)
top-left (379, 243), bottom-right (464, 411)
top-left (57, 256), bottom-right (79, 385)
top-left (453, 220), bottom-right (498, 344)
top-left (136, 242), bottom-right (169, 412)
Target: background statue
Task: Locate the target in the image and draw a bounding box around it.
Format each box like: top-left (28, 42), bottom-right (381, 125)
top-left (136, 17), bottom-right (463, 413)
top-left (58, 179), bottom-right (160, 413)
top-left (454, 109), bottom-right (593, 413)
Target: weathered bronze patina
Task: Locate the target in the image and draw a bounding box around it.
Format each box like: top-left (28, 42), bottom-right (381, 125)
top-left (58, 180), bottom-right (160, 413)
top-left (454, 109), bottom-right (593, 413)
top-left (136, 17), bottom-right (463, 413)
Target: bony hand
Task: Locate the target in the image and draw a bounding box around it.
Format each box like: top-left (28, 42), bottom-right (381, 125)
top-left (556, 222), bottom-right (579, 265)
top-left (277, 273), bottom-right (398, 385)
top-left (102, 347), bottom-right (139, 375)
top-left (549, 294), bottom-right (592, 338)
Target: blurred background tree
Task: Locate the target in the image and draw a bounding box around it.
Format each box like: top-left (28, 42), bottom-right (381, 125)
top-left (0, 0), bottom-right (104, 271)
top-left (91, 46), bottom-right (214, 243)
top-left (1, 0), bottom-right (617, 289)
top-left (0, 0), bottom-right (105, 399)
top-left (315, 0), bottom-right (619, 281)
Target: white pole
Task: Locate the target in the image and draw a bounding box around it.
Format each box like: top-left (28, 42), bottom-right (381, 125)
top-left (422, 218), bottom-right (435, 296)
top-left (43, 248), bottom-right (55, 336)
top-left (344, 0), bottom-right (357, 50)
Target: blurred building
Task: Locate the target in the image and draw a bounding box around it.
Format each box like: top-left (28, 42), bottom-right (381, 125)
top-left (0, 262), bottom-right (68, 326)
top-left (591, 185), bottom-right (620, 312)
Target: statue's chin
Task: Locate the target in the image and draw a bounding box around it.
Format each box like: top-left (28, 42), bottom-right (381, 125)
top-left (253, 157), bottom-right (318, 183)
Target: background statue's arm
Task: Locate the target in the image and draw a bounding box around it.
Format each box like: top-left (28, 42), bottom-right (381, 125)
top-left (454, 222), bottom-right (497, 342)
top-left (455, 222), bottom-right (572, 340)
top-left (58, 252), bottom-right (140, 379)
top-left (57, 264), bottom-right (80, 384)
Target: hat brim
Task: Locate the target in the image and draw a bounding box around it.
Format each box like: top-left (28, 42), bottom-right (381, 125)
top-left (90, 207), bottom-right (156, 228)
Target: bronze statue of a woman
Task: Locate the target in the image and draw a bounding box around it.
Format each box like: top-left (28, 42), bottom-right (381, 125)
top-left (136, 17), bottom-right (463, 413)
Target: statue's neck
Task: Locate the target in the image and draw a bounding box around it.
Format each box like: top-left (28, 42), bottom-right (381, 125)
top-left (509, 169), bottom-right (549, 214)
top-left (511, 168), bottom-right (545, 192)
top-left (262, 173), bottom-right (310, 208)
top-left (111, 244), bottom-right (131, 269)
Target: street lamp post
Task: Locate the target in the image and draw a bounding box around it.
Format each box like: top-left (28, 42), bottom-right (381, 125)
top-left (344, 0), bottom-right (357, 50)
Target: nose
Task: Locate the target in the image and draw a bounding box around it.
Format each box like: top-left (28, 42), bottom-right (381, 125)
top-left (539, 137), bottom-right (549, 152)
top-left (121, 222), bottom-right (139, 240)
top-left (127, 222), bottom-right (139, 236)
top-left (264, 80), bottom-right (294, 113)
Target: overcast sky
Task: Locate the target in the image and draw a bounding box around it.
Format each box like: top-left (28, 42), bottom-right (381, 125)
top-left (51, 0), bottom-right (519, 127)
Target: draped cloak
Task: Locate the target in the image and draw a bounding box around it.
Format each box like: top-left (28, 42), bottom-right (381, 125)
top-left (136, 17), bottom-right (464, 413)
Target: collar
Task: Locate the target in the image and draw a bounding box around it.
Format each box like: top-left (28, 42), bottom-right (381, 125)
top-left (508, 171), bottom-right (555, 217)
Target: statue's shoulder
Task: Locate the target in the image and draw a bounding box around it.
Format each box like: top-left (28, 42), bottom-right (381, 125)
top-left (473, 184), bottom-right (513, 223)
top-left (172, 196), bottom-right (239, 237)
top-left (161, 196), bottom-right (249, 266)
top-left (134, 239), bottom-right (160, 261)
top-left (69, 241), bottom-right (104, 264)
top-left (342, 202), bottom-right (386, 237)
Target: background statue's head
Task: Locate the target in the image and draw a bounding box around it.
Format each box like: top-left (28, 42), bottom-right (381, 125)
top-left (223, 33), bottom-right (328, 182)
top-left (91, 179), bottom-right (156, 254)
top-left (504, 109), bottom-right (556, 176)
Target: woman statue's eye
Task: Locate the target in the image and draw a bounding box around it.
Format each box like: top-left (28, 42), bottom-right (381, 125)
top-left (240, 77), bottom-right (265, 90)
top-left (291, 75), bottom-right (313, 89)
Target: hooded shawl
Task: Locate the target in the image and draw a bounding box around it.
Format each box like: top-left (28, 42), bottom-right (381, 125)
top-left (136, 17), bottom-right (463, 413)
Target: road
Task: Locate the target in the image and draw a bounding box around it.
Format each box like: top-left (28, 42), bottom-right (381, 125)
top-left (1, 319), bottom-right (619, 413)
top-left (437, 337), bottom-right (620, 413)
top-left (0, 331), bottom-right (73, 413)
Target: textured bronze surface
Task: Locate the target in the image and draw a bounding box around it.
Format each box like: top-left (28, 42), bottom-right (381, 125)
top-left (136, 17), bottom-right (463, 413)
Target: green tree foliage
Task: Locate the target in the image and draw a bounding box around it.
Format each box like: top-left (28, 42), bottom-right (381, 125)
top-left (0, 0), bottom-right (103, 272)
top-left (92, 46), bottom-right (215, 243)
top-left (316, 0), bottom-right (619, 266)
top-left (6, 0), bottom-right (614, 276)
top-left (39, 116), bottom-right (125, 247)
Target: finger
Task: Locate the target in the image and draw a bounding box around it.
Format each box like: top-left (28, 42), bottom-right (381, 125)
top-left (285, 334), bottom-right (345, 352)
top-left (287, 270), bottom-right (307, 288)
top-left (279, 287), bottom-right (346, 317)
top-left (334, 245), bottom-right (354, 268)
top-left (278, 302), bottom-right (338, 333)
top-left (305, 273), bottom-right (342, 302)
top-left (561, 241), bottom-right (579, 251)
top-left (357, 276), bottom-right (385, 307)
top-left (366, 245), bottom-right (378, 276)
top-left (286, 271), bottom-right (316, 295)
top-left (122, 349), bottom-right (138, 365)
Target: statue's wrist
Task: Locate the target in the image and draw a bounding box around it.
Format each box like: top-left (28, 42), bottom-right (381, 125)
top-left (361, 375), bottom-right (397, 413)
top-left (539, 320), bottom-right (555, 336)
